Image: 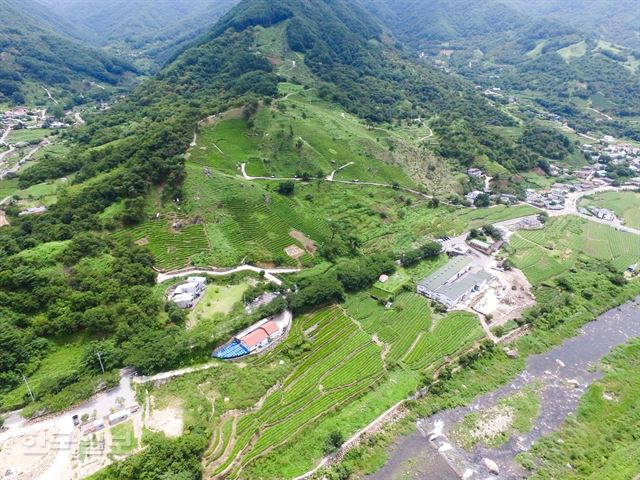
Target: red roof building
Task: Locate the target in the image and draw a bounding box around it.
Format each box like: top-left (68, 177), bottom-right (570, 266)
top-left (238, 321), bottom-right (280, 351)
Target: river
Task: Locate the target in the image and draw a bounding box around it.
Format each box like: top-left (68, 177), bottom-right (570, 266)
top-left (368, 297), bottom-right (640, 479)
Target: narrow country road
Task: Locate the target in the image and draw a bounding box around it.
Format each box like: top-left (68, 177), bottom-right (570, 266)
top-left (157, 265), bottom-right (300, 286)
top-left (74, 112), bottom-right (85, 125)
top-left (545, 185), bottom-right (640, 236)
top-left (240, 163), bottom-right (437, 201)
top-left (0, 140), bottom-right (50, 179)
top-left (0, 127), bottom-right (11, 144)
top-left (326, 161), bottom-right (354, 181)
top-left (587, 107), bottom-right (613, 121)
top-left (0, 145), bottom-right (16, 164)
top-left (418, 126), bottom-right (434, 143)
top-left (42, 86), bottom-right (59, 105)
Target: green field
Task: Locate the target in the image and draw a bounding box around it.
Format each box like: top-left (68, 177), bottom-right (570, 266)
top-left (188, 282), bottom-right (250, 328)
top-left (510, 216), bottom-right (640, 284)
top-left (557, 41), bottom-right (587, 60)
top-left (110, 420), bottom-right (138, 456)
top-left (370, 270), bottom-right (410, 301)
top-left (579, 190), bottom-right (640, 229)
top-left (8, 128), bottom-right (50, 143)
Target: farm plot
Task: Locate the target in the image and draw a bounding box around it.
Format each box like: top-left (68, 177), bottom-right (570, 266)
top-left (203, 307), bottom-right (386, 478)
top-left (579, 190), bottom-right (640, 229)
top-left (113, 221), bottom-right (209, 271)
top-left (345, 292), bottom-right (434, 364)
top-left (404, 312), bottom-right (484, 372)
top-left (511, 216), bottom-right (640, 284)
top-left (184, 164), bottom-right (327, 265)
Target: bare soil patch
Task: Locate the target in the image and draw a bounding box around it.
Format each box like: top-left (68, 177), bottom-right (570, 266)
top-left (285, 244), bottom-right (306, 259)
top-left (147, 397), bottom-right (184, 438)
top-left (134, 236), bottom-right (149, 246)
top-left (0, 429), bottom-right (63, 480)
top-left (290, 230), bottom-right (317, 253)
top-left (0, 209), bottom-right (9, 227)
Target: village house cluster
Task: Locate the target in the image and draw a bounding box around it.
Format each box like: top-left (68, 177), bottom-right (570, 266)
top-left (524, 182), bottom-right (574, 210)
top-left (576, 137), bottom-right (640, 186)
top-left (1, 107), bottom-right (66, 134)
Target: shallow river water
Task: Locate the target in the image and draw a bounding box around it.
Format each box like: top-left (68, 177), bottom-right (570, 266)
top-left (367, 297), bottom-right (640, 479)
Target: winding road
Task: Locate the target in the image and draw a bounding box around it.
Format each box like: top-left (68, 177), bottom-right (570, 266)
top-left (1, 126), bottom-right (11, 145)
top-left (240, 162), bottom-right (438, 201)
top-left (156, 265), bottom-right (300, 286)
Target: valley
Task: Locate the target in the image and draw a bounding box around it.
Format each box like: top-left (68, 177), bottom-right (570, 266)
top-left (0, 1), bottom-right (639, 480)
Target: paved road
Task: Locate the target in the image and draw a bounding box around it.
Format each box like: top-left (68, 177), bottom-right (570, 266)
top-left (0, 139), bottom-right (50, 179)
top-left (0, 368), bottom-right (136, 480)
top-left (326, 162), bottom-right (354, 181)
top-left (546, 185), bottom-right (640, 236)
top-left (0, 145), bottom-right (16, 164)
top-left (156, 265), bottom-right (301, 286)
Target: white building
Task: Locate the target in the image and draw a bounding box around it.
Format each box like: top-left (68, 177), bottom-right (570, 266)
top-left (417, 256), bottom-right (495, 309)
top-left (172, 292), bottom-right (196, 308)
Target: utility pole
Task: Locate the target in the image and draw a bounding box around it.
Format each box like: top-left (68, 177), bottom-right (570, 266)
top-left (96, 351), bottom-right (105, 374)
top-left (21, 373), bottom-right (34, 402)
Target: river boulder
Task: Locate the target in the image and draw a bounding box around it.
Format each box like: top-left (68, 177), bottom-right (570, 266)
top-left (483, 457), bottom-right (500, 475)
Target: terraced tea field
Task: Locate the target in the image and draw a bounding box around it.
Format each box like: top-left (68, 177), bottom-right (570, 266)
top-left (113, 221), bottom-right (209, 271)
top-left (579, 190), bottom-right (640, 229)
top-left (204, 307), bottom-right (386, 478)
top-left (202, 296), bottom-right (484, 478)
top-left (510, 216), bottom-right (640, 284)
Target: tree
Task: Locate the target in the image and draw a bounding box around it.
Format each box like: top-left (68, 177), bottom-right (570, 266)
top-left (277, 181), bottom-right (295, 196)
top-left (50, 105), bottom-right (65, 120)
top-left (474, 193), bottom-right (491, 208)
top-left (324, 430), bottom-right (344, 454)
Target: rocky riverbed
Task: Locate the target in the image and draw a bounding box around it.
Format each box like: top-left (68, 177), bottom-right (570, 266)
top-left (368, 297), bottom-right (640, 479)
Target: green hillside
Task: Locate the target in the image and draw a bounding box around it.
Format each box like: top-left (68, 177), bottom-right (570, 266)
top-left (369, 0), bottom-right (640, 140)
top-left (0, 0), bottom-right (136, 104)
top-left (2, 1), bottom-right (639, 479)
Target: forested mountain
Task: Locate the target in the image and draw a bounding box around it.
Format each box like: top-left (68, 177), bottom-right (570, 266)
top-left (368, 0), bottom-right (640, 139)
top-left (503, 0), bottom-right (640, 50)
top-left (366, 0), bottom-right (527, 44)
top-left (0, 0), bottom-right (552, 435)
top-left (37, 0), bottom-right (240, 66)
top-left (0, 0), bottom-right (136, 104)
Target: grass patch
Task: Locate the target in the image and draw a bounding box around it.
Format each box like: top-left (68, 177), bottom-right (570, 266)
top-left (110, 420), bottom-right (138, 456)
top-left (370, 270), bottom-right (410, 301)
top-left (451, 383), bottom-right (541, 449)
top-left (8, 128), bottom-right (50, 143)
top-left (188, 282), bottom-right (250, 328)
